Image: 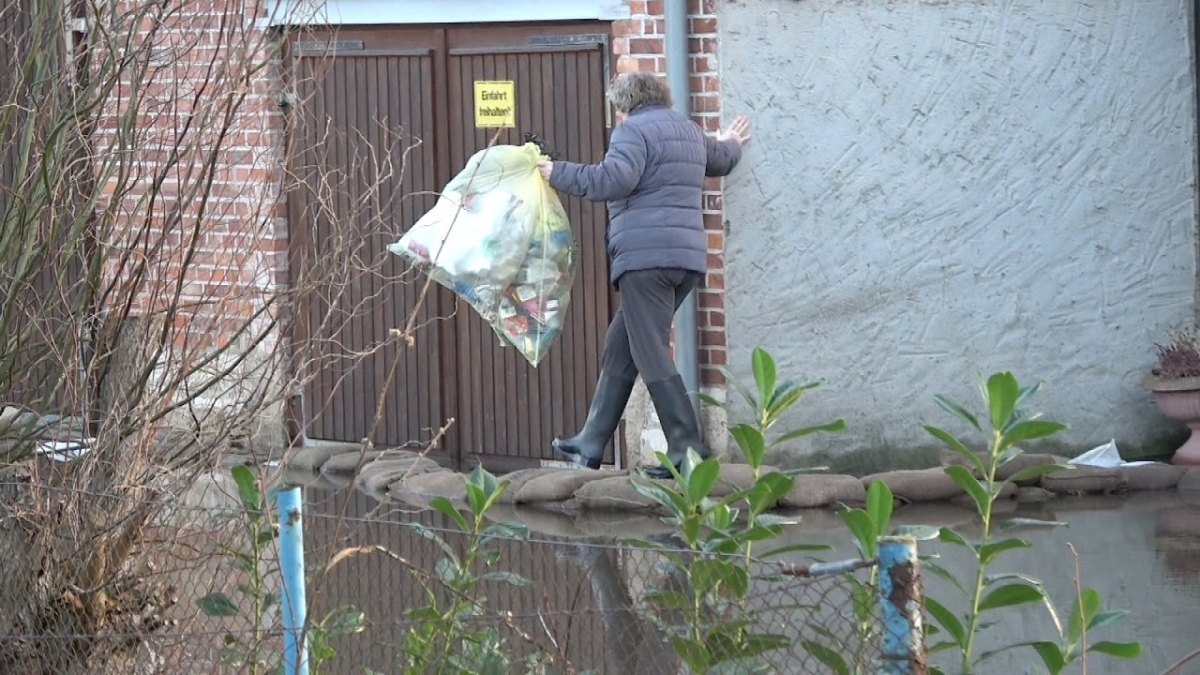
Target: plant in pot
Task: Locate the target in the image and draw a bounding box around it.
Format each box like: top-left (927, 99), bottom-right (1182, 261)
top-left (1144, 328), bottom-right (1200, 465)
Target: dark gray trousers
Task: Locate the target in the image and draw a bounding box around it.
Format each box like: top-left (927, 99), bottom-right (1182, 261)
top-left (601, 269), bottom-right (702, 384)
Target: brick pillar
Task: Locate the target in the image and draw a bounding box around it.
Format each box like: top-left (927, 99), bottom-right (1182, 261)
top-left (93, 0), bottom-right (288, 449)
top-left (612, 0), bottom-right (731, 466)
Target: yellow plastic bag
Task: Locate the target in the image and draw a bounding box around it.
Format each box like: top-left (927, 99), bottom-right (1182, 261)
top-left (389, 142), bottom-right (575, 367)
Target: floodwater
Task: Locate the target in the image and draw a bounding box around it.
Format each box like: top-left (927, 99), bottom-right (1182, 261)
top-left (300, 486), bottom-right (1200, 674)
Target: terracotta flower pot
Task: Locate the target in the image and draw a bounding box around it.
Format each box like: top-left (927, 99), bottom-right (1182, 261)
top-left (1144, 374), bottom-right (1200, 466)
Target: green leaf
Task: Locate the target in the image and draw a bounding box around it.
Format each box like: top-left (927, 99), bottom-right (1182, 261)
top-left (800, 640), bottom-right (849, 675)
top-left (669, 635), bottom-right (710, 673)
top-left (467, 464), bottom-right (500, 515)
top-left (1030, 641), bottom-right (1067, 674)
top-left (979, 538), bottom-right (1032, 565)
top-left (839, 509), bottom-right (876, 558)
top-left (479, 571), bottom-right (531, 587)
top-left (996, 446), bottom-right (1023, 467)
top-left (686, 457), bottom-right (721, 504)
top-left (230, 465), bottom-right (261, 512)
top-left (1002, 420), bottom-right (1068, 447)
top-left (996, 517), bottom-right (1067, 534)
top-left (746, 472), bottom-right (795, 515)
top-left (734, 524), bottom-right (783, 544)
top-left (938, 527), bottom-right (972, 550)
top-left (692, 559), bottom-right (749, 599)
top-left (1088, 641), bottom-right (1142, 659)
top-left (925, 425), bottom-right (985, 475)
top-left (631, 479), bottom-right (687, 517)
top-left (890, 524), bottom-right (940, 541)
top-left (409, 522), bottom-right (459, 564)
top-left (645, 589), bottom-right (693, 612)
top-left (850, 580), bottom-right (874, 623)
top-left (986, 372), bottom-right (1020, 431)
top-left (751, 347), bottom-right (777, 415)
top-left (429, 496), bottom-right (469, 533)
top-left (760, 542), bottom-right (832, 557)
top-left (754, 512), bottom-right (798, 528)
top-left (1068, 587), bottom-right (1101, 645)
top-left (322, 607), bottom-right (366, 636)
top-left (730, 424), bottom-right (766, 468)
top-left (923, 561), bottom-right (967, 594)
top-left (477, 464), bottom-right (499, 497)
top-left (979, 583), bottom-right (1045, 611)
top-left (698, 392), bottom-right (724, 408)
top-left (944, 465), bottom-right (989, 514)
top-left (934, 394), bottom-right (982, 432)
top-left (1015, 382), bottom-right (1042, 408)
top-left (465, 483), bottom-right (486, 518)
top-left (1007, 464), bottom-right (1067, 484)
top-left (765, 380), bottom-right (817, 418)
top-left (927, 641), bottom-right (958, 655)
top-left (924, 597), bottom-right (966, 648)
top-left (983, 572), bottom-right (1043, 586)
top-left (1089, 609), bottom-right (1129, 633)
top-left (725, 367), bottom-right (760, 413)
top-left (776, 419), bottom-right (846, 444)
top-left (198, 593), bottom-right (239, 618)
top-left (866, 480), bottom-right (894, 534)
top-left (481, 521), bottom-right (529, 542)
top-left (435, 558), bottom-right (460, 585)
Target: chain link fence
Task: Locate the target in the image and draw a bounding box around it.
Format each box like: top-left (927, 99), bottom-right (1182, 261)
top-left (0, 476), bottom-right (894, 674)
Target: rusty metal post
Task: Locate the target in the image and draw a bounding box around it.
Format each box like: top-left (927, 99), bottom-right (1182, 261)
top-left (878, 536), bottom-right (927, 674)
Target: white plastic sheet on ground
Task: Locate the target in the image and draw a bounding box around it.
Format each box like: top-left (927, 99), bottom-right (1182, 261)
top-left (1068, 439), bottom-right (1155, 468)
top-left (388, 142), bottom-right (575, 367)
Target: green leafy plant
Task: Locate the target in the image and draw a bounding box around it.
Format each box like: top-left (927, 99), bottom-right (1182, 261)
top-left (706, 347), bottom-right (847, 470)
top-left (630, 448), bottom-right (816, 673)
top-left (795, 481), bottom-right (897, 675)
top-left (806, 481), bottom-right (895, 674)
top-left (922, 372), bottom-right (1141, 674)
top-left (196, 465), bottom-right (279, 672)
top-left (198, 465), bottom-right (363, 674)
top-left (400, 465), bottom-right (546, 675)
top-left (697, 347), bottom-right (860, 672)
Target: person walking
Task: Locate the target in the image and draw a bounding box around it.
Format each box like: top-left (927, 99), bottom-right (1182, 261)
top-left (537, 71), bottom-right (751, 478)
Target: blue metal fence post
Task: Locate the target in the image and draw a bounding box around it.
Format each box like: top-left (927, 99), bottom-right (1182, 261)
top-left (878, 536), bottom-right (926, 674)
top-left (276, 486), bottom-right (309, 675)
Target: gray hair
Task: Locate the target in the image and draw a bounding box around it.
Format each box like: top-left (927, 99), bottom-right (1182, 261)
top-left (606, 72), bottom-right (672, 114)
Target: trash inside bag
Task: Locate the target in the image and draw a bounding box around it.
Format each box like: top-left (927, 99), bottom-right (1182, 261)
top-left (388, 142), bottom-right (574, 367)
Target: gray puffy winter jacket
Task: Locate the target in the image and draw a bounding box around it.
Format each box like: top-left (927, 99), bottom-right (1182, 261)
top-left (549, 104), bottom-right (742, 285)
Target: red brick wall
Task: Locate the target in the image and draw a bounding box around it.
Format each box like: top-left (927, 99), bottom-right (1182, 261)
top-left (95, 0), bottom-right (285, 353)
top-left (613, 0), bottom-right (728, 387)
top-left (102, 0), bottom-right (725, 384)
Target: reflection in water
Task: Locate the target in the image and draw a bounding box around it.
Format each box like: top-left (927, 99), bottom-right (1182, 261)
top-left (553, 542), bottom-right (677, 675)
top-left (1155, 504), bottom-right (1200, 582)
top-left (300, 486), bottom-right (1200, 674)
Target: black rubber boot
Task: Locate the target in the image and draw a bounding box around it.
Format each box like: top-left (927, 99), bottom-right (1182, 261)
top-left (553, 372), bottom-right (635, 469)
top-left (643, 374), bottom-right (708, 480)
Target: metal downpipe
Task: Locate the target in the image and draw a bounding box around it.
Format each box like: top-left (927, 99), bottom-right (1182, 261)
top-left (665, 0), bottom-right (701, 414)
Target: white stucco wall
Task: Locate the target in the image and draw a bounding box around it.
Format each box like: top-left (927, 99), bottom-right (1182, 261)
top-left (720, 0), bottom-right (1199, 464)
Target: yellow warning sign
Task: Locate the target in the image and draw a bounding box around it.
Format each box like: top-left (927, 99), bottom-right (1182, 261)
top-left (474, 80), bottom-right (516, 128)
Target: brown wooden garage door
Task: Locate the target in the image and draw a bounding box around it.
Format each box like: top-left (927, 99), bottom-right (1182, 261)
top-left (286, 23), bottom-right (617, 470)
